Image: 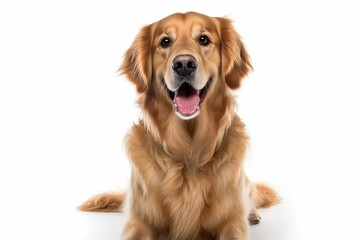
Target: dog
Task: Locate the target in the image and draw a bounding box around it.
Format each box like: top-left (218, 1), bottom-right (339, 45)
top-left (79, 11), bottom-right (280, 240)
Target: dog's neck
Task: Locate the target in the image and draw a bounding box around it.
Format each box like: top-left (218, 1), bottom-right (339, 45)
top-left (142, 94), bottom-right (236, 168)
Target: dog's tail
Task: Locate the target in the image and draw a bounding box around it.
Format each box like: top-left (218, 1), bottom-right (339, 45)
top-left (253, 183), bottom-right (281, 208)
top-left (78, 192), bottom-right (126, 212)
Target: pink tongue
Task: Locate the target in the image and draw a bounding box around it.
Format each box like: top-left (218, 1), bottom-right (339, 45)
top-left (175, 95), bottom-right (200, 116)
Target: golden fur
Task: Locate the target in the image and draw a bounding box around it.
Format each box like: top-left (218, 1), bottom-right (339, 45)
top-left (79, 12), bottom-right (280, 240)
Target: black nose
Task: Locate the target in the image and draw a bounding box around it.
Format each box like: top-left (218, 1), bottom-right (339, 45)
top-left (172, 55), bottom-right (197, 77)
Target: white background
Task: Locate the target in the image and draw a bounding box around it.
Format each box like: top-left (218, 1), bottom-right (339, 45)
top-left (1, 0), bottom-right (359, 239)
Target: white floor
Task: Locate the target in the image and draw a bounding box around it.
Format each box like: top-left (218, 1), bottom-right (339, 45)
top-left (0, 195), bottom-right (295, 240)
top-left (76, 202), bottom-right (296, 240)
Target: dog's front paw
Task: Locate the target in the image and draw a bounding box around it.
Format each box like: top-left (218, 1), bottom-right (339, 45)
top-left (248, 212), bottom-right (261, 225)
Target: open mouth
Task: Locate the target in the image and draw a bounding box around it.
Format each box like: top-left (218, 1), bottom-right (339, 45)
top-left (165, 78), bottom-right (212, 119)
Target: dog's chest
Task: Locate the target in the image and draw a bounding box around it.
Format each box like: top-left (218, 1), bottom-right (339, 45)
top-left (158, 164), bottom-right (231, 237)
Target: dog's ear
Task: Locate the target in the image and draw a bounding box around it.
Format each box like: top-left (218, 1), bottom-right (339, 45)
top-left (217, 17), bottom-right (253, 89)
top-left (119, 25), bottom-right (152, 93)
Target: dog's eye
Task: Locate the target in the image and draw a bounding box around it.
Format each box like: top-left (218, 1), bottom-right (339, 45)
top-left (199, 35), bottom-right (210, 46)
top-left (160, 37), bottom-right (171, 48)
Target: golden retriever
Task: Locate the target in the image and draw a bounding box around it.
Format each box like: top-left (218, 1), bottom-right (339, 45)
top-left (79, 11), bottom-right (280, 240)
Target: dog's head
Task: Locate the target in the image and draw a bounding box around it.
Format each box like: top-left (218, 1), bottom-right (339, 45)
top-left (120, 12), bottom-right (252, 121)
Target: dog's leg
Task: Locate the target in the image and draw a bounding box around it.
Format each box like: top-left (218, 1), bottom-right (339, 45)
top-left (121, 216), bottom-right (155, 240)
top-left (217, 219), bottom-right (249, 240)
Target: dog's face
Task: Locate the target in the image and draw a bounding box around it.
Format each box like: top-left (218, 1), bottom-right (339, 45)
top-left (121, 12), bottom-right (252, 120)
top-left (153, 13), bottom-right (221, 119)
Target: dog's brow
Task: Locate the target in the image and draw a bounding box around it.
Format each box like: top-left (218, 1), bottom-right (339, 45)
top-left (163, 27), bottom-right (177, 38)
top-left (191, 25), bottom-right (212, 39)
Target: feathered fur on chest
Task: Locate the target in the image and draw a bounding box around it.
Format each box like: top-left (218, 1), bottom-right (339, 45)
top-left (126, 116), bottom-right (248, 238)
